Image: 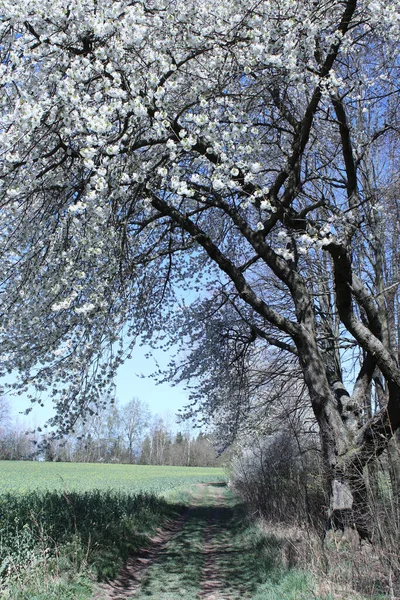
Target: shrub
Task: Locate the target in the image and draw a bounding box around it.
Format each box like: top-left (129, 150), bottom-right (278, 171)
top-left (230, 431), bottom-right (325, 531)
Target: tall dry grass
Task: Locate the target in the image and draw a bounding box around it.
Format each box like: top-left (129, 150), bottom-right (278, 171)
top-left (230, 433), bottom-right (400, 599)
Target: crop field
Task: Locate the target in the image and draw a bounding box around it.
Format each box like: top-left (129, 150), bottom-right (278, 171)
top-left (0, 460), bottom-right (226, 494)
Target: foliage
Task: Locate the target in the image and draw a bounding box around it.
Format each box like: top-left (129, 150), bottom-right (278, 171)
top-left (231, 431), bottom-right (325, 529)
top-left (232, 435), bottom-right (400, 597)
top-left (48, 397), bottom-right (151, 463)
top-left (2, 572), bottom-right (93, 600)
top-left (0, 488), bottom-right (175, 579)
top-left (0, 395), bottom-right (221, 466)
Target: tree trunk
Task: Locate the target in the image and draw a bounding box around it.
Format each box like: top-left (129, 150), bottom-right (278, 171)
top-left (296, 333), bottom-right (372, 539)
top-left (327, 459), bottom-right (372, 541)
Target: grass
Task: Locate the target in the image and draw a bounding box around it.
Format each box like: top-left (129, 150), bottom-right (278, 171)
top-left (2, 569), bottom-right (93, 600)
top-left (0, 462), bottom-right (226, 599)
top-left (0, 489), bottom-right (179, 578)
top-left (124, 483), bottom-right (331, 600)
top-left (0, 477), bottom-right (331, 600)
top-left (0, 465), bottom-right (376, 600)
top-left (0, 460), bottom-right (226, 494)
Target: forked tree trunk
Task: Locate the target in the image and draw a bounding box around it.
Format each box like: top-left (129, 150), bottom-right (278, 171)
top-left (297, 334), bottom-right (373, 540)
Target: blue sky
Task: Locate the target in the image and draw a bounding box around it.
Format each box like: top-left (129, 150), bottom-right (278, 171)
top-left (9, 343), bottom-right (191, 428)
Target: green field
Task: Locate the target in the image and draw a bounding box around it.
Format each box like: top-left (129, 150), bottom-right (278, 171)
top-left (0, 461), bottom-right (227, 598)
top-left (0, 460), bottom-right (226, 494)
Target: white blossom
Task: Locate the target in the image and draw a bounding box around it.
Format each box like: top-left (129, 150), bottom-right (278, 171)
top-left (74, 303), bottom-right (96, 315)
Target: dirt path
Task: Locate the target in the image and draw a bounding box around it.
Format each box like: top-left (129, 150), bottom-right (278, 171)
top-left (95, 483), bottom-right (254, 600)
top-left (198, 485), bottom-right (239, 600)
top-left (97, 506), bottom-right (192, 599)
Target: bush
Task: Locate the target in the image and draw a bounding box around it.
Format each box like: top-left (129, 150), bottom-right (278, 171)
top-left (230, 431), bottom-right (325, 531)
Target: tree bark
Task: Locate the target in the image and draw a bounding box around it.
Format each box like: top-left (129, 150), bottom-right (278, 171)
top-left (294, 328), bottom-right (376, 538)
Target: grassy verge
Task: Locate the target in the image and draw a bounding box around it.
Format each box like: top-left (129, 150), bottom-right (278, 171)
top-left (0, 489), bottom-right (182, 599)
top-left (255, 520), bottom-right (392, 600)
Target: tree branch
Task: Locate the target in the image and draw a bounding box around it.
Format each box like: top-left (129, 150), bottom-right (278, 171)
top-left (150, 192), bottom-right (300, 338)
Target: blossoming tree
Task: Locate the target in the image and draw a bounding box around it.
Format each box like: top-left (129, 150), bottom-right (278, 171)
top-left (1, 0), bottom-right (400, 533)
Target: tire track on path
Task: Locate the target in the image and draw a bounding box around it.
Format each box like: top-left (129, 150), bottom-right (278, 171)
top-left (198, 485), bottom-right (231, 600)
top-left (96, 504), bottom-right (193, 599)
top-left (95, 483), bottom-right (249, 600)
top-left (198, 484), bottom-right (248, 600)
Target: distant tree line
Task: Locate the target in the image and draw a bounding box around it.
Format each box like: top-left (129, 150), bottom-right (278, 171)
top-left (0, 396), bottom-right (222, 467)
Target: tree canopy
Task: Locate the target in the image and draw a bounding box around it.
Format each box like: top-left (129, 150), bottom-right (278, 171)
top-left (1, 0), bottom-right (400, 531)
